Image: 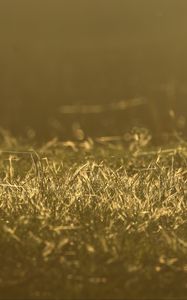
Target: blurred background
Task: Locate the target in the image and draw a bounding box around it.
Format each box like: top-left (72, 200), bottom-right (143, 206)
top-left (0, 0), bottom-right (187, 141)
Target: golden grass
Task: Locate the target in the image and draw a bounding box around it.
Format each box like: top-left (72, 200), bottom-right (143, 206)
top-left (0, 132), bottom-right (187, 299)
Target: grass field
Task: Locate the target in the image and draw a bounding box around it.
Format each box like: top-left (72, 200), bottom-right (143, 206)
top-left (0, 130), bottom-right (187, 299)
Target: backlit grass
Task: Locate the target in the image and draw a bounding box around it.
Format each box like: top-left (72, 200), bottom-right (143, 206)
top-left (0, 132), bottom-right (187, 299)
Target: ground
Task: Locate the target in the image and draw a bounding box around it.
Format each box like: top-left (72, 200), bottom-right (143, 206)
top-left (0, 132), bottom-right (187, 300)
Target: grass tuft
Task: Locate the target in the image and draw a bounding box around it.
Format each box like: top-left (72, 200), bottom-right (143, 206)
top-left (0, 136), bottom-right (187, 299)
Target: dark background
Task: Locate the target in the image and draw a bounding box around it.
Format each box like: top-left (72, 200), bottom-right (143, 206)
top-left (0, 0), bottom-right (187, 140)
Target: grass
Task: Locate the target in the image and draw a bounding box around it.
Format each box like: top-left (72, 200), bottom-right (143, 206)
top-left (0, 130), bottom-right (187, 299)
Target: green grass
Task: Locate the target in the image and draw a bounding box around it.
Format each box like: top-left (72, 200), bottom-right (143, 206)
top-left (0, 132), bottom-right (187, 299)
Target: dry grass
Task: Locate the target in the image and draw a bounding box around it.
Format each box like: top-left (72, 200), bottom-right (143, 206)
top-left (0, 132), bottom-right (187, 299)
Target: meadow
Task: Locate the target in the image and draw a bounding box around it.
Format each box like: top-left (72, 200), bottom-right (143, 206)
top-left (1, 1), bottom-right (187, 299)
top-left (0, 130), bottom-right (187, 299)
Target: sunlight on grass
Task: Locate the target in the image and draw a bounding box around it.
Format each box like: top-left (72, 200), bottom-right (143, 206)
top-left (0, 132), bottom-right (187, 299)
